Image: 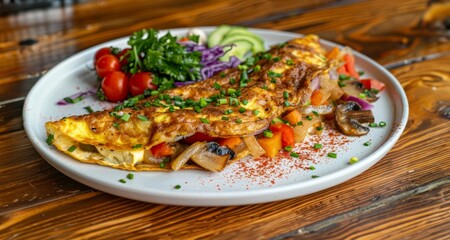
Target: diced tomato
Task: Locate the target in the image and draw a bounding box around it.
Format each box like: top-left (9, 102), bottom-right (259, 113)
top-left (360, 78), bottom-right (385, 91)
top-left (270, 123), bottom-right (295, 148)
top-left (310, 90), bottom-right (323, 106)
top-left (179, 37), bottom-right (189, 42)
top-left (343, 54), bottom-right (359, 79)
top-left (183, 132), bottom-right (216, 144)
top-left (257, 131), bottom-right (282, 157)
top-left (283, 109), bottom-right (302, 126)
top-left (217, 137), bottom-right (242, 149)
top-left (151, 142), bottom-right (174, 157)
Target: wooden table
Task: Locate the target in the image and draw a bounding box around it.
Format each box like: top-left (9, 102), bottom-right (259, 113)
top-left (1, 0), bottom-right (449, 238)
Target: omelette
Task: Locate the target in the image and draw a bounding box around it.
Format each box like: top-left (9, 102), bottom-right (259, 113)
top-left (45, 35), bottom-right (340, 171)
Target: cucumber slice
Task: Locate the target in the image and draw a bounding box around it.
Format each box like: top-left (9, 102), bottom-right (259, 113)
top-left (221, 39), bottom-right (253, 61)
top-left (207, 25), bottom-right (232, 48)
top-left (220, 34), bottom-right (265, 53)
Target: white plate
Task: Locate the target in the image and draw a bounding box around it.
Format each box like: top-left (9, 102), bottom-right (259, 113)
top-left (23, 27), bottom-right (408, 206)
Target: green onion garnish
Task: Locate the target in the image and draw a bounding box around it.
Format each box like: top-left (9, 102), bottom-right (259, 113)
top-left (120, 113), bottom-right (131, 122)
top-left (174, 185), bottom-right (181, 189)
top-left (297, 121), bottom-right (303, 126)
top-left (113, 122), bottom-right (120, 129)
top-left (159, 162), bottom-right (165, 168)
top-left (222, 116), bottom-right (229, 121)
top-left (284, 146), bottom-right (293, 152)
top-left (339, 74), bottom-right (350, 80)
top-left (132, 144), bottom-right (142, 149)
top-left (311, 175), bottom-right (319, 178)
top-left (127, 173), bottom-right (134, 180)
top-left (235, 118), bottom-right (242, 124)
top-left (254, 65), bottom-right (261, 72)
top-left (316, 126), bottom-right (323, 131)
top-left (253, 110), bottom-right (260, 115)
top-left (263, 129), bottom-right (273, 138)
top-left (68, 145), bottom-right (77, 152)
top-left (306, 116), bottom-right (313, 121)
top-left (46, 134), bottom-right (54, 146)
top-left (84, 106), bottom-right (94, 113)
top-left (284, 101), bottom-right (290, 107)
top-left (239, 107), bottom-right (246, 113)
top-left (349, 156), bottom-right (359, 164)
top-left (283, 91), bottom-right (289, 100)
top-left (327, 152), bottom-right (337, 158)
top-left (312, 111), bottom-right (319, 117)
top-left (358, 93), bottom-right (366, 99)
top-left (369, 122), bottom-right (378, 127)
top-left (220, 72), bottom-right (226, 77)
top-left (313, 143), bottom-right (322, 149)
top-left (286, 59), bottom-right (293, 65)
top-left (230, 78), bottom-right (236, 84)
top-left (194, 106), bottom-right (202, 113)
top-left (273, 57), bottom-right (280, 62)
top-left (242, 99), bottom-right (249, 105)
top-left (358, 71), bottom-right (365, 76)
top-left (137, 115), bottom-right (148, 121)
top-left (217, 98), bottom-right (227, 105)
top-left (64, 96), bottom-right (84, 104)
top-left (213, 82), bottom-right (222, 90)
top-left (338, 81), bottom-right (346, 87)
top-left (119, 179), bottom-right (126, 184)
top-left (199, 98), bottom-right (208, 108)
top-left (309, 166), bottom-right (316, 170)
top-left (363, 141), bottom-right (371, 146)
top-left (227, 88), bottom-right (236, 95)
top-left (379, 121), bottom-right (387, 127)
top-left (224, 109), bottom-right (233, 115)
top-left (290, 152), bottom-right (299, 158)
top-left (268, 70), bottom-right (282, 78)
top-left (200, 118), bottom-right (210, 124)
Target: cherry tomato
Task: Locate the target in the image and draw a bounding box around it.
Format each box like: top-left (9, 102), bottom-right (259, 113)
top-left (94, 47), bottom-right (111, 64)
top-left (101, 71), bottom-right (129, 102)
top-left (129, 72), bottom-right (157, 96)
top-left (96, 54), bottom-right (121, 78)
top-left (151, 142), bottom-right (174, 157)
top-left (117, 48), bottom-right (131, 66)
top-left (270, 123), bottom-right (295, 148)
top-left (360, 78), bottom-right (385, 91)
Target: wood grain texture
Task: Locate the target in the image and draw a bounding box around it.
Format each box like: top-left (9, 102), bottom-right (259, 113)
top-left (1, 53), bottom-right (449, 239)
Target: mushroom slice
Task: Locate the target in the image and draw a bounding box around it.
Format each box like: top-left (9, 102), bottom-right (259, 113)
top-left (171, 141), bottom-right (206, 171)
top-left (190, 142), bottom-right (235, 172)
top-left (299, 104), bottom-right (334, 115)
top-left (335, 101), bottom-right (375, 136)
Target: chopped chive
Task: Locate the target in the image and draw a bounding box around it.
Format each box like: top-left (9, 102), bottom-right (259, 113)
top-left (222, 116), bottom-right (229, 121)
top-left (263, 129), bottom-right (273, 138)
top-left (217, 98), bottom-right (227, 105)
top-left (46, 134), bottom-right (54, 146)
top-left (119, 179), bottom-right (126, 184)
top-left (84, 106), bottom-right (94, 113)
top-left (194, 105), bottom-right (202, 113)
top-left (262, 85), bottom-right (268, 90)
top-left (254, 65), bottom-right (261, 72)
top-left (312, 111), bottom-right (319, 117)
top-left (159, 162), bottom-right (165, 168)
top-left (358, 71), bottom-right (365, 76)
top-left (144, 102), bottom-right (151, 107)
top-left (271, 117), bottom-right (284, 124)
top-left (349, 156), bottom-right (359, 164)
top-left (230, 78), bottom-right (236, 84)
top-left (358, 93), bottom-right (366, 99)
top-left (235, 118), bottom-right (242, 124)
top-left (283, 91), bottom-right (289, 100)
top-left (220, 72), bottom-right (226, 77)
top-left (200, 118), bottom-right (210, 124)
top-left (339, 74), bottom-right (350, 80)
top-left (127, 173), bottom-right (134, 180)
top-left (284, 146), bottom-right (293, 152)
top-left (311, 175), bottom-right (319, 178)
top-left (150, 90), bottom-right (159, 96)
top-left (253, 109), bottom-right (260, 115)
top-left (309, 166), bottom-right (316, 170)
top-left (327, 152), bottom-right (337, 158)
top-left (67, 145), bottom-right (77, 152)
top-left (306, 116), bottom-right (313, 121)
top-left (229, 97), bottom-right (239, 106)
top-left (284, 101), bottom-right (290, 107)
top-left (363, 141), bottom-right (371, 146)
top-left (239, 107), bottom-right (246, 113)
top-left (273, 57), bottom-right (280, 62)
top-left (174, 184), bottom-right (181, 189)
top-left (224, 109), bottom-right (233, 115)
top-left (290, 152), bottom-right (299, 158)
top-left (120, 113), bottom-right (131, 122)
top-left (263, 53), bottom-right (272, 60)
top-left (169, 105), bottom-right (175, 112)
top-left (113, 122), bottom-right (120, 129)
top-left (227, 88), bottom-right (236, 95)
top-left (64, 96), bottom-right (84, 104)
top-left (268, 70), bottom-right (282, 78)
top-left (313, 143), bottom-right (322, 149)
top-left (379, 121), bottom-right (387, 127)
top-left (369, 122), bottom-right (378, 127)
top-left (316, 126), bottom-right (323, 131)
top-left (137, 115), bottom-right (148, 121)
top-left (286, 59), bottom-right (293, 65)
top-left (297, 121), bottom-right (303, 126)
top-left (199, 98), bottom-right (208, 108)
top-left (132, 144), bottom-right (142, 149)
top-left (242, 99), bottom-right (249, 105)
top-left (213, 82), bottom-right (222, 90)
top-left (270, 78), bottom-right (277, 84)
top-left (338, 81), bottom-right (346, 87)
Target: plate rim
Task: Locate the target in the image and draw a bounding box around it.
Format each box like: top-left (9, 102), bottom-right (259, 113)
top-left (23, 27), bottom-right (409, 206)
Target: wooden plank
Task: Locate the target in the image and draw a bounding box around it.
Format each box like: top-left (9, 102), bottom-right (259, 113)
top-left (0, 98), bottom-right (24, 134)
top-left (287, 180), bottom-right (450, 239)
top-left (255, 0), bottom-right (450, 65)
top-left (1, 54), bottom-right (449, 239)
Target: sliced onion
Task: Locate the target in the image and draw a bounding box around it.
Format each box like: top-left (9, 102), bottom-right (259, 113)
top-left (344, 95), bottom-right (373, 110)
top-left (299, 104), bottom-right (334, 115)
top-left (171, 141), bottom-right (206, 171)
top-left (294, 117), bottom-right (321, 143)
top-left (190, 150), bottom-right (229, 172)
top-left (242, 136), bottom-right (265, 158)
